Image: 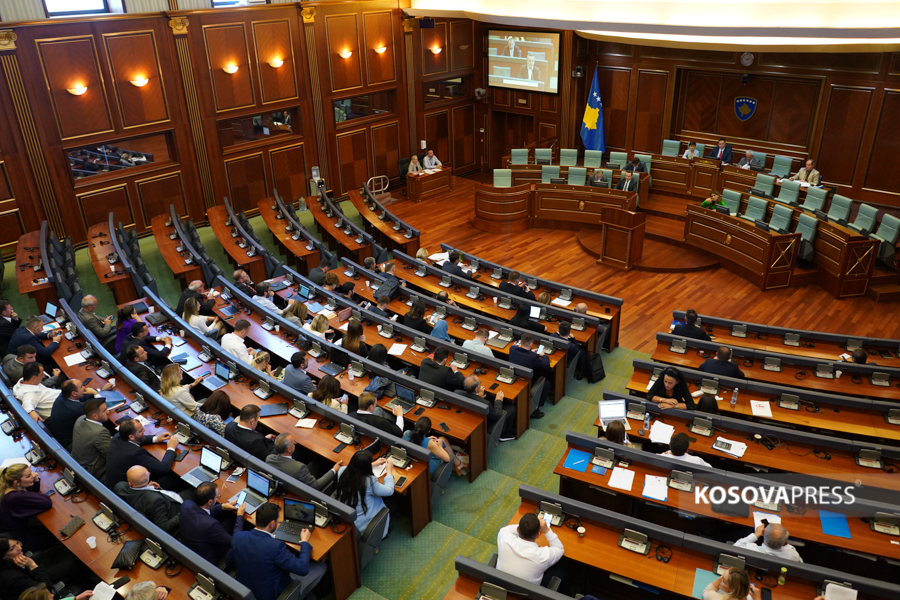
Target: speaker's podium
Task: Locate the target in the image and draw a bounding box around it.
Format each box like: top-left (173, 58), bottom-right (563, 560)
top-left (598, 207), bottom-right (645, 270)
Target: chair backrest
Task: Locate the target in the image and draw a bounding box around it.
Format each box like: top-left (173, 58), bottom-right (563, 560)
top-left (661, 140), bottom-right (680, 157)
top-left (874, 214), bottom-right (900, 245)
top-left (529, 377), bottom-right (547, 414)
top-left (534, 148), bottom-right (552, 164)
top-left (695, 143), bottom-right (705, 156)
top-left (510, 149), bottom-right (529, 165)
top-left (827, 194), bottom-right (853, 222)
top-left (567, 167), bottom-right (587, 186)
top-left (608, 151), bottom-right (628, 168)
top-left (488, 47), bottom-right (497, 56)
top-left (488, 410), bottom-right (510, 455)
top-left (358, 507), bottom-right (390, 568)
top-left (752, 151), bottom-right (768, 167)
top-left (493, 169), bottom-right (512, 188)
top-left (398, 157), bottom-right (410, 175)
top-left (431, 460), bottom-right (453, 503)
top-left (540, 165), bottom-right (560, 184)
top-left (745, 196), bottom-right (768, 221)
top-left (635, 154), bottom-right (652, 174)
top-left (583, 150), bottom-right (603, 168)
top-left (493, 66), bottom-right (510, 77)
top-left (851, 203), bottom-right (878, 231)
top-left (559, 149), bottom-right (578, 166)
top-left (795, 213), bottom-right (818, 242)
top-left (768, 204), bottom-right (793, 231)
top-left (771, 155), bottom-right (792, 178)
top-left (754, 173), bottom-right (775, 195)
top-left (527, 51), bottom-right (545, 61)
top-left (800, 187), bottom-right (827, 212)
top-left (776, 179), bottom-right (800, 205)
top-left (722, 189), bottom-right (741, 215)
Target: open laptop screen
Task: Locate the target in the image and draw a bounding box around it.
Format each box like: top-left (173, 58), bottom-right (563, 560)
top-left (599, 399), bottom-right (626, 421)
top-left (283, 498), bottom-right (316, 525)
top-left (395, 384), bottom-right (415, 403)
top-left (247, 469), bottom-right (271, 498)
top-left (529, 306), bottom-right (541, 318)
top-left (215, 361), bottom-right (231, 380)
top-left (45, 302), bottom-right (58, 318)
top-left (199, 447), bottom-right (222, 473)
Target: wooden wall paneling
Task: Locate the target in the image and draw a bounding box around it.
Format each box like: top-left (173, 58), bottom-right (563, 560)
top-left (424, 110), bottom-right (450, 164)
top-left (539, 123), bottom-right (557, 141)
top-left (325, 14), bottom-right (363, 92)
top-left (35, 36), bottom-right (114, 140)
top-left (252, 19), bottom-right (299, 105)
top-left (0, 206), bottom-right (26, 251)
top-left (596, 67), bottom-right (630, 150)
top-left (815, 86), bottom-right (873, 186)
top-left (203, 23), bottom-right (255, 113)
top-left (0, 162), bottom-right (12, 201)
top-left (767, 79), bottom-right (820, 146)
top-left (449, 20), bottom-right (474, 71)
top-left (421, 22), bottom-right (448, 76)
top-left (75, 184), bottom-right (134, 231)
top-left (513, 91), bottom-right (532, 110)
top-left (451, 104), bottom-right (475, 168)
top-left (717, 74), bottom-right (776, 141)
top-left (640, 46), bottom-right (735, 65)
top-left (632, 70), bottom-right (667, 154)
top-left (863, 89), bottom-right (900, 194)
top-left (371, 122), bottom-right (401, 179)
top-left (759, 52), bottom-right (881, 74)
top-left (225, 152), bottom-right (268, 213)
top-left (102, 31), bottom-right (169, 128)
top-left (362, 11), bottom-right (396, 86)
top-left (269, 143), bottom-right (308, 203)
top-left (575, 35), bottom-right (590, 58)
top-left (135, 171), bottom-right (187, 227)
top-left (335, 128), bottom-right (370, 197)
top-left (680, 71), bottom-right (721, 133)
top-left (540, 93), bottom-right (558, 113)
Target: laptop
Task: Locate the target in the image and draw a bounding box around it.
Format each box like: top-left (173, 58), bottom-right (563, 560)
top-left (529, 305), bottom-right (542, 319)
top-left (274, 498), bottom-right (316, 543)
top-left (295, 285), bottom-right (311, 300)
top-left (385, 384), bottom-right (416, 414)
top-left (486, 328), bottom-right (514, 349)
top-left (200, 361), bottom-right (232, 391)
top-left (221, 305), bottom-right (240, 317)
top-left (181, 447), bottom-right (223, 487)
top-left (320, 348), bottom-right (349, 376)
top-left (259, 400), bottom-right (288, 417)
top-left (599, 399), bottom-right (628, 430)
top-left (41, 301), bottom-right (65, 324)
top-left (228, 468), bottom-right (273, 515)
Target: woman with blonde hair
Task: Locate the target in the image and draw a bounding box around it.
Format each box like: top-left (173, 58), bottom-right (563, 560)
top-left (159, 363), bottom-right (207, 418)
top-left (0, 464), bottom-right (51, 549)
top-left (18, 584), bottom-right (93, 600)
top-left (311, 375), bottom-right (348, 413)
top-left (282, 301), bottom-right (309, 328)
top-left (703, 568), bottom-right (759, 600)
top-left (415, 248), bottom-right (429, 262)
top-left (537, 291), bottom-right (552, 305)
top-left (251, 351), bottom-right (282, 380)
top-left (183, 297), bottom-right (226, 340)
top-left (303, 314), bottom-right (333, 339)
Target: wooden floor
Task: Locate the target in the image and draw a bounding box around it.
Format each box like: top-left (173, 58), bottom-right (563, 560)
top-left (388, 176), bottom-right (900, 354)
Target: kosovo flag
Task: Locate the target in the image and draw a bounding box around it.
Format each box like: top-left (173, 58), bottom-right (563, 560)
top-left (580, 66), bottom-right (606, 152)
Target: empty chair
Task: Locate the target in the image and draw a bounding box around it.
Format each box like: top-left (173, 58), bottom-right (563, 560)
top-left (795, 213), bottom-right (819, 262)
top-left (510, 149), bottom-right (528, 165)
top-left (567, 167), bottom-right (587, 186)
top-left (848, 203), bottom-right (878, 236)
top-left (493, 168), bottom-right (512, 187)
top-left (768, 204), bottom-right (793, 233)
top-left (694, 143), bottom-right (706, 157)
top-left (608, 151), bottom-right (628, 170)
top-left (775, 179), bottom-right (801, 206)
top-left (752, 151), bottom-right (768, 168)
top-left (488, 47), bottom-right (497, 56)
top-left (722, 189), bottom-right (742, 216)
top-left (487, 410), bottom-right (510, 457)
top-left (739, 196), bottom-right (768, 222)
top-left (827, 194), bottom-right (852, 225)
top-left (583, 150), bottom-right (602, 168)
top-left (431, 460), bottom-right (452, 505)
top-left (661, 140), bottom-right (680, 157)
top-left (798, 186), bottom-right (827, 213)
top-left (870, 214), bottom-right (900, 263)
top-left (754, 173), bottom-right (775, 196)
top-left (559, 149), bottom-right (578, 166)
top-left (541, 165), bottom-right (560, 183)
top-left (534, 148), bottom-right (552, 165)
top-left (770, 155), bottom-right (793, 178)
top-left (493, 65), bottom-right (510, 77)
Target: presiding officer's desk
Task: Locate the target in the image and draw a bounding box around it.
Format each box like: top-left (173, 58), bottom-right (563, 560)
top-left (345, 188), bottom-right (420, 256)
top-left (87, 221), bottom-right (138, 304)
top-left (207, 205), bottom-right (268, 284)
top-left (256, 197), bottom-right (320, 276)
top-left (407, 166), bottom-right (452, 203)
top-left (151, 214), bottom-right (205, 290)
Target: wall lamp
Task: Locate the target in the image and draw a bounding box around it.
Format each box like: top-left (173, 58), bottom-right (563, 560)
top-left (223, 64), bottom-right (239, 74)
top-left (339, 49), bottom-right (353, 59)
top-left (269, 58), bottom-right (284, 68)
top-left (374, 46), bottom-right (387, 54)
top-left (130, 77), bottom-right (149, 87)
top-left (430, 46), bottom-right (442, 54)
top-left (67, 84), bottom-right (87, 95)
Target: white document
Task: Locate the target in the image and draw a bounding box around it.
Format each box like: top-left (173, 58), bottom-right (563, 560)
top-left (752, 511), bottom-right (782, 529)
top-left (338, 323), bottom-right (349, 332)
top-left (750, 401), bottom-right (773, 418)
top-left (645, 375), bottom-right (658, 392)
top-left (424, 169), bottom-right (435, 174)
top-left (295, 418), bottom-right (317, 429)
top-left (319, 310), bottom-right (336, 319)
top-left (824, 584), bottom-right (858, 600)
top-left (642, 475), bottom-right (669, 501)
top-left (428, 251), bottom-right (450, 264)
top-left (63, 353), bottom-right (87, 367)
top-left (551, 298), bottom-right (571, 308)
top-left (487, 330), bottom-right (499, 339)
top-left (0, 458), bottom-right (28, 471)
top-left (92, 582), bottom-right (117, 600)
top-left (649, 421), bottom-right (675, 445)
top-left (373, 463), bottom-right (387, 478)
top-left (608, 467), bottom-right (635, 491)
top-left (714, 437), bottom-right (747, 458)
top-left (388, 344), bottom-right (408, 356)
top-left (839, 353), bottom-right (851, 361)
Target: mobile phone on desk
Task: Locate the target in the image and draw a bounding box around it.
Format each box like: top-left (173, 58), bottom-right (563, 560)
top-left (226, 467), bottom-right (245, 484)
top-left (81, 377), bottom-right (92, 387)
top-left (414, 407), bottom-right (425, 416)
top-left (439, 422), bottom-right (449, 433)
top-left (394, 476), bottom-right (407, 488)
top-left (489, 383), bottom-right (499, 391)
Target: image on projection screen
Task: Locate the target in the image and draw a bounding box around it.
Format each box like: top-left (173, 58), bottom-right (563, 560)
top-left (487, 30), bottom-right (561, 94)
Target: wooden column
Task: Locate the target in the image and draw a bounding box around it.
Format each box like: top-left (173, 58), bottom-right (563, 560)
top-left (301, 7), bottom-right (331, 190)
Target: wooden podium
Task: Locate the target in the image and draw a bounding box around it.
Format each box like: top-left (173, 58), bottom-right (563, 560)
top-left (407, 167), bottom-right (452, 202)
top-left (598, 207), bottom-right (645, 270)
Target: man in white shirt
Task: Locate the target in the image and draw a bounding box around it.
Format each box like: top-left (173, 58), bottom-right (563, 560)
top-left (461, 329), bottom-right (494, 358)
top-left (516, 55), bottom-right (541, 82)
top-left (423, 150), bottom-right (442, 169)
top-left (733, 523), bottom-right (803, 562)
top-left (252, 282), bottom-right (294, 315)
top-left (497, 513), bottom-right (564, 587)
top-left (222, 319), bottom-right (255, 364)
top-left (663, 433), bottom-right (712, 468)
top-left (13, 362), bottom-right (58, 421)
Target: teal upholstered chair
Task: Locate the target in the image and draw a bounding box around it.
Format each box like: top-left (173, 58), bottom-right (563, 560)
top-left (826, 195), bottom-right (852, 225)
top-left (567, 167), bottom-right (587, 186)
top-left (775, 179), bottom-right (801, 206)
top-left (596, 169), bottom-right (612, 188)
top-left (662, 140), bottom-right (680, 157)
top-left (695, 143), bottom-right (706, 157)
top-left (608, 151), bottom-right (628, 170)
top-left (752, 151), bottom-right (768, 168)
top-left (870, 214), bottom-right (900, 262)
top-left (754, 173), bottom-right (775, 196)
top-left (493, 66), bottom-right (511, 77)
top-left (740, 196), bottom-right (768, 222)
top-left (848, 203), bottom-right (878, 236)
top-left (635, 154), bottom-right (652, 187)
top-left (722, 189), bottom-right (742, 216)
top-left (768, 204), bottom-right (793, 233)
top-left (559, 149), bottom-right (578, 166)
top-left (583, 150), bottom-right (603, 168)
top-left (510, 149), bottom-right (528, 165)
top-left (534, 148), bottom-right (552, 165)
top-left (795, 213), bottom-right (818, 262)
top-left (541, 165), bottom-right (560, 183)
top-left (770, 155), bottom-right (793, 178)
top-left (493, 169), bottom-right (512, 188)
top-left (799, 187), bottom-right (827, 213)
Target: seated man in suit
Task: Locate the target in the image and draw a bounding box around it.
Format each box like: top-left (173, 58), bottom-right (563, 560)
top-left (226, 502), bottom-right (327, 600)
top-left (123, 344), bottom-right (161, 392)
top-left (46, 378), bottom-right (112, 449)
top-left (850, 348), bottom-right (874, 365)
top-left (790, 158), bottom-right (820, 186)
top-left (266, 434), bottom-right (341, 493)
top-left (77, 295), bottom-right (115, 348)
top-left (119, 322), bottom-right (172, 368)
top-left (282, 351), bottom-right (316, 395)
top-left (436, 291), bottom-right (457, 307)
top-left (71, 399), bottom-right (112, 479)
top-left (380, 261), bottom-right (405, 291)
top-left (551, 321), bottom-right (586, 380)
top-left (589, 170), bottom-right (608, 186)
top-left (516, 55), bottom-right (541, 82)
top-left (672, 309), bottom-right (711, 342)
top-left (355, 392), bottom-right (405, 437)
top-left (3, 345), bottom-right (62, 388)
top-left (0, 300), bottom-right (22, 357)
top-left (500, 36), bottom-right (522, 57)
top-left (176, 280), bottom-right (216, 316)
top-left (624, 157), bottom-right (647, 173)
top-left (179, 481), bottom-right (246, 565)
top-left (616, 170), bottom-right (637, 193)
top-left (699, 346), bottom-right (746, 379)
top-left (738, 150), bottom-right (761, 170)
top-left (308, 259), bottom-right (331, 286)
top-left (367, 294), bottom-right (391, 318)
top-left (233, 269), bottom-right (256, 297)
top-left (458, 375), bottom-right (516, 441)
top-left (418, 347), bottom-right (465, 392)
top-left (114, 466), bottom-right (182, 534)
top-left (441, 251), bottom-right (473, 280)
top-left (225, 404), bottom-right (275, 461)
top-left (499, 271), bottom-right (535, 300)
top-left (363, 257), bottom-right (381, 273)
top-left (7, 316), bottom-right (62, 367)
top-left (708, 137), bottom-right (733, 163)
top-left (509, 334), bottom-right (551, 418)
top-left (105, 418), bottom-right (179, 489)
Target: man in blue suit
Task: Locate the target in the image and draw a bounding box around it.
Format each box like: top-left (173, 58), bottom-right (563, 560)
top-left (225, 503), bottom-right (327, 600)
top-left (509, 333), bottom-right (551, 419)
top-left (708, 138), bottom-right (733, 164)
top-left (179, 481), bottom-right (246, 565)
top-left (7, 316), bottom-right (62, 367)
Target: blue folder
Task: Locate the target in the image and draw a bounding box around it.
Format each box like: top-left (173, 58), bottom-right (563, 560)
top-left (692, 568), bottom-right (719, 599)
top-left (819, 510), bottom-right (851, 538)
top-left (563, 449), bottom-right (592, 473)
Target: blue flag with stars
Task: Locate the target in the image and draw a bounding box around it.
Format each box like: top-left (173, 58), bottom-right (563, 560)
top-left (581, 66), bottom-right (606, 153)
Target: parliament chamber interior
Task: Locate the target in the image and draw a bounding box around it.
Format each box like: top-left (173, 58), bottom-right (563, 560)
top-left (0, 1), bottom-right (900, 600)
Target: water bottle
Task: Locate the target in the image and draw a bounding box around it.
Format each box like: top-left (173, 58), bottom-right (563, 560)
top-left (643, 412), bottom-right (651, 431)
top-left (731, 388), bottom-right (739, 407)
top-left (777, 567), bottom-right (787, 586)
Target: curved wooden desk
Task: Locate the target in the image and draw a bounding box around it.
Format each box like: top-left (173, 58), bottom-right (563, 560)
top-left (407, 166), bottom-right (452, 202)
top-left (256, 197), bottom-right (320, 276)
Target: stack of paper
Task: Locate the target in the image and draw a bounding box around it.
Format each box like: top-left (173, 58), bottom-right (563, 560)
top-left (752, 511), bottom-right (781, 528)
top-left (824, 583), bottom-right (857, 600)
top-left (551, 298), bottom-right (571, 308)
top-left (428, 252), bottom-right (450, 263)
top-left (295, 418), bottom-right (317, 429)
top-left (388, 344), bottom-right (408, 356)
top-left (649, 421), bottom-right (675, 444)
top-left (642, 475), bottom-right (669, 502)
top-left (749, 401), bottom-right (773, 418)
top-left (63, 353), bottom-right (86, 367)
top-left (714, 437), bottom-right (747, 458)
top-left (608, 467), bottom-right (635, 491)
top-left (645, 375), bottom-right (659, 392)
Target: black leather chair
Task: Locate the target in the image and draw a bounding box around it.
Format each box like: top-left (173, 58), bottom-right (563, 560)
top-left (397, 157), bottom-right (411, 196)
top-left (358, 507), bottom-right (390, 568)
top-left (487, 410), bottom-right (510, 458)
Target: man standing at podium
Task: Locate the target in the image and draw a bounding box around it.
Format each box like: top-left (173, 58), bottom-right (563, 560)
top-left (517, 55), bottom-right (541, 82)
top-left (424, 150), bottom-right (442, 169)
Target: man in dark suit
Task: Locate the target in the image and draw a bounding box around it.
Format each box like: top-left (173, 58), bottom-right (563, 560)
top-left (499, 271), bottom-right (535, 300)
top-left (738, 150), bottom-right (761, 170)
top-left (616, 171), bottom-right (637, 193)
top-left (551, 321), bottom-right (586, 380)
top-left (123, 344), bottom-right (161, 392)
top-left (418, 347), bottom-right (465, 392)
top-left (105, 418), bottom-right (179, 489)
top-left (224, 405), bottom-right (276, 461)
top-left (3, 345), bottom-right (62, 388)
top-left (233, 269), bottom-right (256, 297)
top-left (672, 309), bottom-right (711, 342)
top-left (708, 138), bottom-right (733, 163)
top-left (0, 300), bottom-right (22, 359)
top-left (114, 466), bottom-right (181, 534)
top-left (509, 334), bottom-right (551, 418)
top-left (499, 37), bottom-right (522, 57)
top-left (458, 375), bottom-right (516, 441)
top-left (699, 346), bottom-right (746, 379)
top-left (179, 481), bottom-right (245, 564)
top-left (590, 170), bottom-right (608, 186)
top-left (308, 259), bottom-right (331, 286)
top-left (516, 55), bottom-right (541, 82)
top-left (625, 157), bottom-right (647, 173)
top-left (176, 280), bottom-right (215, 316)
top-left (368, 295), bottom-right (391, 318)
top-left (225, 503), bottom-right (327, 600)
top-left (119, 322), bottom-right (172, 367)
top-left (46, 378), bottom-right (112, 450)
top-left (266, 434), bottom-right (340, 493)
top-left (7, 316), bottom-right (62, 367)
top-left (380, 261), bottom-right (405, 290)
top-left (354, 392), bottom-right (404, 437)
top-left (441, 251), bottom-right (473, 280)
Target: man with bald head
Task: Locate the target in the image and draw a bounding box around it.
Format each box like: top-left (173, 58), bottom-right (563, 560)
top-left (113, 466), bottom-right (182, 534)
top-left (78, 295), bottom-right (115, 347)
top-left (176, 279), bottom-right (215, 316)
top-left (574, 303), bottom-right (588, 315)
top-left (734, 522), bottom-right (802, 562)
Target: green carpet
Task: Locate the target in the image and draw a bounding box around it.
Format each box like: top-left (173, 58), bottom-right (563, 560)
top-left (0, 215), bottom-right (649, 600)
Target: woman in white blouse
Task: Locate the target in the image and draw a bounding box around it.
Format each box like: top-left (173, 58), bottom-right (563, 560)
top-left (682, 141), bottom-right (700, 159)
top-left (160, 364), bottom-right (207, 418)
top-left (303, 314), bottom-right (333, 339)
top-left (183, 298), bottom-right (226, 340)
top-left (703, 569), bottom-right (759, 600)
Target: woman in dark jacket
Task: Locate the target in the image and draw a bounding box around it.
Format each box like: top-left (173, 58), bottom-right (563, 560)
top-left (647, 367), bottom-right (695, 410)
top-left (401, 300), bottom-right (432, 335)
top-left (0, 465), bottom-right (51, 551)
top-left (509, 304), bottom-right (546, 333)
